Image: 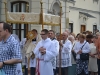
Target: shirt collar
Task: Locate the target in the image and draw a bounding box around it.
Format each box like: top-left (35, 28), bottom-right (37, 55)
top-left (42, 38), bottom-right (51, 42)
top-left (1, 35), bottom-right (12, 43)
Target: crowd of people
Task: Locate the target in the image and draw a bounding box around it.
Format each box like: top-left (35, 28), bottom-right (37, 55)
top-left (0, 22), bottom-right (100, 75)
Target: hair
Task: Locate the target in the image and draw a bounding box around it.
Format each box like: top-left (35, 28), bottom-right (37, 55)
top-left (82, 31), bottom-right (86, 35)
top-left (41, 29), bottom-right (48, 34)
top-left (32, 29), bottom-right (38, 33)
top-left (49, 30), bottom-right (55, 34)
top-left (79, 33), bottom-right (86, 39)
top-left (96, 32), bottom-right (100, 36)
top-left (68, 35), bottom-right (75, 40)
top-left (86, 34), bottom-right (93, 39)
top-left (70, 33), bottom-right (76, 38)
top-left (0, 22), bottom-right (11, 33)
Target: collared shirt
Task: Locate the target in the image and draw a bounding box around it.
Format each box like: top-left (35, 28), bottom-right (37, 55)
top-left (56, 39), bottom-right (72, 67)
top-left (0, 35), bottom-right (22, 75)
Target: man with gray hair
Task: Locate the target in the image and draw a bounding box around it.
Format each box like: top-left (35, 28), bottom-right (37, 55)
top-left (56, 32), bottom-right (72, 75)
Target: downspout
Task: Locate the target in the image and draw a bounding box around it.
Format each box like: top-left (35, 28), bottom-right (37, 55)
top-left (0, 0), bottom-right (2, 21)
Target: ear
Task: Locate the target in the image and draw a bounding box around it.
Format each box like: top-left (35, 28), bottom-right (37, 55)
top-left (5, 29), bottom-right (8, 32)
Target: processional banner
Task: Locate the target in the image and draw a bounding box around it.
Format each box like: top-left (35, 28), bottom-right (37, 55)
top-left (7, 12), bottom-right (60, 25)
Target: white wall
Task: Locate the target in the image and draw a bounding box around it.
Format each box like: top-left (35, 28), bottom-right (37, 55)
top-left (69, 0), bottom-right (99, 11)
top-left (69, 0), bottom-right (100, 34)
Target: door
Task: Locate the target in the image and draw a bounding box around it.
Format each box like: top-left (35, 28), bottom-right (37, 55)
top-left (81, 25), bottom-right (86, 33)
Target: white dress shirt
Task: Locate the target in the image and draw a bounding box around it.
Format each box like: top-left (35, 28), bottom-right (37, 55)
top-left (56, 39), bottom-right (72, 67)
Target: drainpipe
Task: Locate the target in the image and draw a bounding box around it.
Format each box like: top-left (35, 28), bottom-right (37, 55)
top-left (0, 0), bottom-right (2, 21)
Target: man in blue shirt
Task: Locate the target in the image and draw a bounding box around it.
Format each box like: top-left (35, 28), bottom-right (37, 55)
top-left (0, 22), bottom-right (22, 75)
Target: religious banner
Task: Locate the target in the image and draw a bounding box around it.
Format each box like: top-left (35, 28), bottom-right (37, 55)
top-left (51, 15), bottom-right (60, 25)
top-left (7, 12), bottom-right (40, 24)
top-left (7, 12), bottom-right (60, 25)
top-left (43, 13), bottom-right (60, 25)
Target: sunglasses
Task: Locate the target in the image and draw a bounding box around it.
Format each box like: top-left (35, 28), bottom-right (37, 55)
top-left (40, 34), bottom-right (46, 35)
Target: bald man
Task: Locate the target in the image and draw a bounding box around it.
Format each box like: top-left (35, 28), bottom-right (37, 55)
top-left (56, 32), bottom-right (72, 75)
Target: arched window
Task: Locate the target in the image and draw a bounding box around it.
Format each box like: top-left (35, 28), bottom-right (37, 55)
top-left (11, 1), bottom-right (29, 40)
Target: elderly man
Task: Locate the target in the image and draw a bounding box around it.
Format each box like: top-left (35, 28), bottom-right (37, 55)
top-left (0, 22), bottom-right (22, 75)
top-left (56, 32), bottom-right (72, 75)
top-left (48, 30), bottom-right (59, 75)
top-left (34, 29), bottom-right (57, 75)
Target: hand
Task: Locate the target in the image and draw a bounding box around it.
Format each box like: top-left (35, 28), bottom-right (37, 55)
top-left (0, 62), bottom-right (3, 68)
top-left (41, 50), bottom-right (46, 55)
top-left (39, 47), bottom-right (46, 52)
top-left (77, 50), bottom-right (82, 54)
top-left (59, 41), bottom-right (63, 47)
top-left (31, 52), bottom-right (35, 59)
top-left (39, 47), bottom-right (46, 54)
top-left (90, 54), bottom-right (95, 58)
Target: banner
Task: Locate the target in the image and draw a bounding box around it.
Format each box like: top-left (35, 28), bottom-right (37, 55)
top-left (7, 12), bottom-right (40, 24)
top-left (7, 12), bottom-right (60, 25)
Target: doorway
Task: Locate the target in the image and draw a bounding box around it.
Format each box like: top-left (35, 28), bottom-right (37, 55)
top-left (81, 25), bottom-right (86, 33)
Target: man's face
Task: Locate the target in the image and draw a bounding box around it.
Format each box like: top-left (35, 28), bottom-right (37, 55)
top-left (40, 31), bottom-right (47, 39)
top-left (48, 31), bottom-right (55, 39)
top-left (32, 31), bottom-right (38, 38)
top-left (62, 33), bottom-right (67, 40)
top-left (0, 23), bottom-right (6, 39)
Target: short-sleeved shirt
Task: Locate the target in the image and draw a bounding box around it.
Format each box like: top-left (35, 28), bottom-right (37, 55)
top-left (0, 35), bottom-right (22, 75)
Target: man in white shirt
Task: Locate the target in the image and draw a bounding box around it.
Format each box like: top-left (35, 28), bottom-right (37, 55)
top-left (48, 30), bottom-right (59, 75)
top-left (56, 32), bottom-right (72, 75)
top-left (34, 29), bottom-right (57, 75)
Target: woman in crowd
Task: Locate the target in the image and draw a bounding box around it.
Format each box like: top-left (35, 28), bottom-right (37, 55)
top-left (74, 34), bottom-right (90, 75)
top-left (86, 35), bottom-right (98, 75)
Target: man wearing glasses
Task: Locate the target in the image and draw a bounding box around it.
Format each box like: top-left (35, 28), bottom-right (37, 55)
top-left (34, 29), bottom-right (57, 75)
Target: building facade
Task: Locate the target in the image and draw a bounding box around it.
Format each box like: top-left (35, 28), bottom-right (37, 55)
top-left (0, 0), bottom-right (100, 40)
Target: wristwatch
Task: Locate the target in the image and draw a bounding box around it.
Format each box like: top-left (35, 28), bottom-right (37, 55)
top-left (2, 61), bottom-right (5, 66)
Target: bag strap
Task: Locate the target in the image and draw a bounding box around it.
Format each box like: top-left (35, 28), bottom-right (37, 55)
top-left (72, 43), bottom-right (75, 50)
top-left (81, 41), bottom-right (87, 50)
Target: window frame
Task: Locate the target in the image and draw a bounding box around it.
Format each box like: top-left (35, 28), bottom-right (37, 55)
top-left (93, 25), bottom-right (97, 35)
top-left (11, 1), bottom-right (29, 40)
top-left (69, 23), bottom-right (73, 33)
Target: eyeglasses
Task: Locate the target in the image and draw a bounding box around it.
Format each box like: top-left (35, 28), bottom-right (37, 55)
top-left (40, 34), bottom-right (46, 35)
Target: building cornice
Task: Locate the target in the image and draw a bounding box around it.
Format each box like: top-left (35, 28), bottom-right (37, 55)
top-left (69, 6), bottom-right (100, 14)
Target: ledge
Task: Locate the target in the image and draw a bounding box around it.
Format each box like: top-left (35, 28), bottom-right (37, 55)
top-left (67, 0), bottom-right (76, 3)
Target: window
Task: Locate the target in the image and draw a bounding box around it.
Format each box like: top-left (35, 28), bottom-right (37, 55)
top-left (93, 25), bottom-right (97, 34)
top-left (11, 1), bottom-right (29, 40)
top-left (69, 23), bottom-right (73, 33)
